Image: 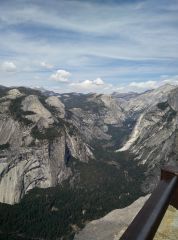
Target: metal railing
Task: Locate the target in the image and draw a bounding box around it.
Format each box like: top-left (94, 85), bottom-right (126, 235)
top-left (120, 166), bottom-right (178, 240)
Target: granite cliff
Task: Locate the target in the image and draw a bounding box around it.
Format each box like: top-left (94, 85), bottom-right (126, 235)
top-left (1, 84), bottom-right (178, 240)
top-left (118, 85), bottom-right (178, 192)
top-left (0, 87), bottom-right (93, 204)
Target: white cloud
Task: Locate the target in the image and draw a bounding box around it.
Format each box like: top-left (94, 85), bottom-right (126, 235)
top-left (40, 61), bottom-right (54, 69)
top-left (93, 77), bottom-right (105, 85)
top-left (50, 69), bottom-right (71, 82)
top-left (116, 76), bottom-right (178, 93)
top-left (1, 61), bottom-right (17, 72)
top-left (129, 81), bottom-right (157, 89)
top-left (69, 78), bottom-right (112, 92)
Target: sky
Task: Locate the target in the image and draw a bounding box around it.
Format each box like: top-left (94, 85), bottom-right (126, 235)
top-left (0, 0), bottom-right (178, 93)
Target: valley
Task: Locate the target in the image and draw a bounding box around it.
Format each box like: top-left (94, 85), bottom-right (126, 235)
top-left (0, 84), bottom-right (178, 239)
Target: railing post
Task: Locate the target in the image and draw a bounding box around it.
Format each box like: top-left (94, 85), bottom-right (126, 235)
top-left (161, 165), bottom-right (178, 209)
top-left (120, 166), bottom-right (178, 240)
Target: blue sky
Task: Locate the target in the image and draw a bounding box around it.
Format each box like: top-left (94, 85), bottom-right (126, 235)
top-left (0, 0), bottom-right (178, 93)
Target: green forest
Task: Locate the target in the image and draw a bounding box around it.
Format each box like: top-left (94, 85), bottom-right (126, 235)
top-left (0, 150), bottom-right (145, 240)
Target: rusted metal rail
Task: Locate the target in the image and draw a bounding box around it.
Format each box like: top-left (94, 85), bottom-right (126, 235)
top-left (120, 166), bottom-right (178, 240)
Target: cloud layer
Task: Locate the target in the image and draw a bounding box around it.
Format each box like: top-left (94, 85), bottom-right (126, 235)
top-left (0, 0), bottom-right (178, 93)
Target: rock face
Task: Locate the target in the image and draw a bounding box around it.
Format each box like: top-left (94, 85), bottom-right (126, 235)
top-left (6, 89), bottom-right (23, 99)
top-left (118, 86), bottom-right (178, 192)
top-left (45, 96), bottom-right (65, 118)
top-left (117, 113), bottom-right (144, 152)
top-left (96, 94), bottom-right (125, 125)
top-left (74, 195), bottom-right (150, 240)
top-left (0, 88), bottom-right (93, 204)
top-left (21, 95), bottom-right (54, 126)
top-left (65, 93), bottom-right (125, 142)
top-left (0, 117), bottom-right (19, 145)
top-left (119, 84), bottom-right (175, 116)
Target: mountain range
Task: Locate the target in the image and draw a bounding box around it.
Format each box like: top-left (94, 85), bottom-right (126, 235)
top-left (0, 84), bottom-right (177, 239)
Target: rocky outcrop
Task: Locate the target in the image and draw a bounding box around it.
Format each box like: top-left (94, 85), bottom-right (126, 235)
top-left (74, 195), bottom-right (150, 240)
top-left (74, 195), bottom-right (178, 240)
top-left (0, 117), bottom-right (20, 145)
top-left (7, 89), bottom-right (23, 99)
top-left (46, 96), bottom-right (65, 118)
top-left (0, 89), bottom-right (93, 204)
top-left (118, 86), bottom-right (178, 192)
top-left (97, 94), bottom-right (125, 125)
top-left (120, 84), bottom-right (175, 116)
top-left (168, 88), bottom-right (178, 112)
top-left (21, 95), bottom-right (54, 126)
top-left (70, 107), bottom-right (111, 141)
top-left (0, 143), bottom-right (52, 204)
top-left (117, 113), bottom-right (144, 152)
top-left (68, 93), bottom-right (126, 143)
